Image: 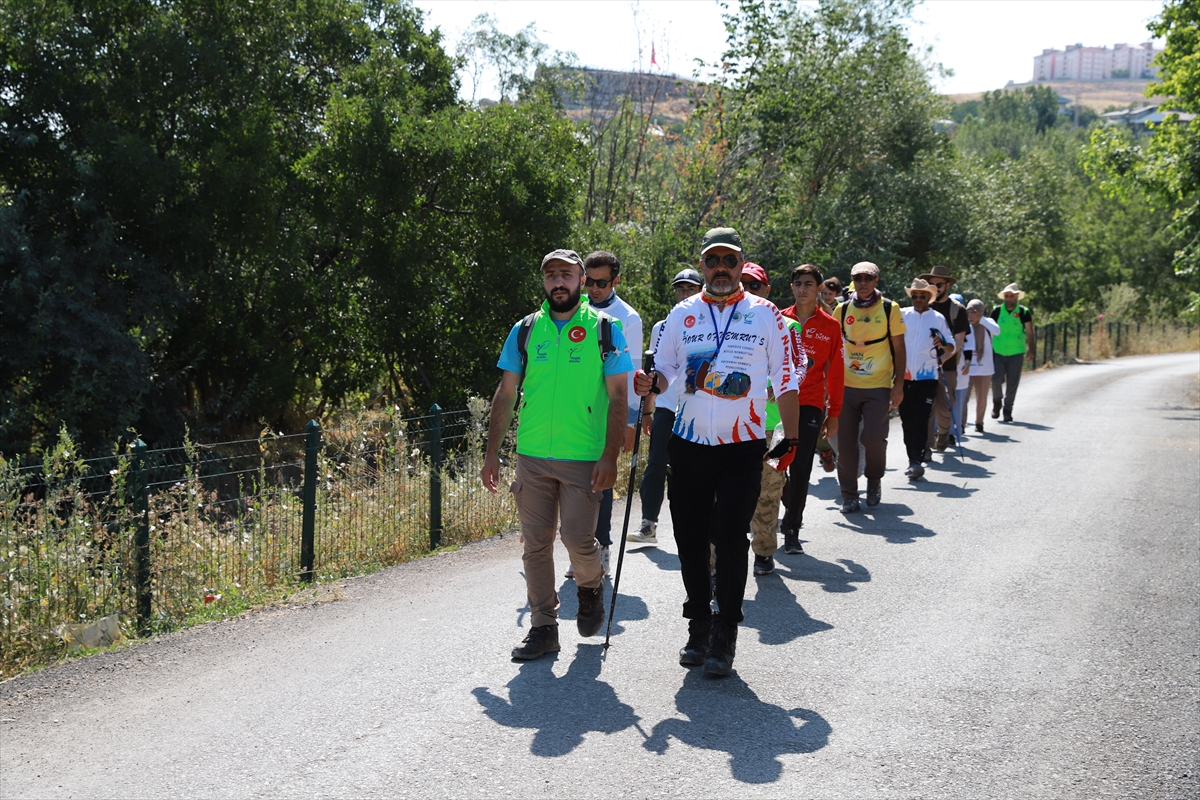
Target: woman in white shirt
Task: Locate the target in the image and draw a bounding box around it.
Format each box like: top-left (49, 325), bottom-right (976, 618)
top-left (960, 299), bottom-right (1002, 433)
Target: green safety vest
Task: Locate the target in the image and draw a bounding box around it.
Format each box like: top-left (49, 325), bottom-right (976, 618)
top-left (765, 315), bottom-right (804, 432)
top-left (516, 301), bottom-right (613, 461)
top-left (993, 304), bottom-right (1029, 356)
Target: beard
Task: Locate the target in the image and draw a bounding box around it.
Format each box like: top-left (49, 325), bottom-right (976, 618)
top-left (707, 271), bottom-right (737, 296)
top-left (545, 284), bottom-right (582, 313)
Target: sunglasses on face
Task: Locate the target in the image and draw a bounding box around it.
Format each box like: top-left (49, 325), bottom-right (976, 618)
top-left (853, 274), bottom-right (878, 283)
top-left (703, 254), bottom-right (740, 270)
top-left (584, 277), bottom-right (613, 288)
top-left (741, 280), bottom-right (765, 291)
top-left (930, 281), bottom-right (947, 289)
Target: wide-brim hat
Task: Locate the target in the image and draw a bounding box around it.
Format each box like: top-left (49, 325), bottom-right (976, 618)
top-left (997, 282), bottom-right (1026, 300)
top-left (905, 278), bottom-right (937, 299)
top-left (919, 265), bottom-right (957, 285)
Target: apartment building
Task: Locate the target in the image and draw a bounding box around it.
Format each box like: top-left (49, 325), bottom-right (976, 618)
top-left (1032, 41), bottom-right (1161, 82)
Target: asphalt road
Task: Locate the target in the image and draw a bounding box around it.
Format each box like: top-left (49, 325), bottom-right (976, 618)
top-left (2, 353), bottom-right (1198, 799)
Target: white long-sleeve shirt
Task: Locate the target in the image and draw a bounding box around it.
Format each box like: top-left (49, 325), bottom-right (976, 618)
top-left (591, 292), bottom-right (642, 424)
top-left (653, 292), bottom-right (800, 446)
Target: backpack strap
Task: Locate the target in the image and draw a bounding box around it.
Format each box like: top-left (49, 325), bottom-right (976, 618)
top-left (596, 311), bottom-right (617, 362)
top-left (839, 298), bottom-right (894, 346)
top-left (515, 311), bottom-right (538, 394)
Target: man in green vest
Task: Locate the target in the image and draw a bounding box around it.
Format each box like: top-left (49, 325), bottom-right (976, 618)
top-left (989, 282), bottom-right (1036, 423)
top-left (481, 249), bottom-right (634, 661)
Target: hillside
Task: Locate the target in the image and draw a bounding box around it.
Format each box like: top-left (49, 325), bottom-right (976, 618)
top-left (945, 79), bottom-right (1165, 112)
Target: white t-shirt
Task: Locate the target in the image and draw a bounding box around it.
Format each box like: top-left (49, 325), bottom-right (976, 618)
top-left (653, 292), bottom-right (801, 446)
top-left (964, 317), bottom-right (1001, 377)
top-left (900, 306), bottom-right (953, 381)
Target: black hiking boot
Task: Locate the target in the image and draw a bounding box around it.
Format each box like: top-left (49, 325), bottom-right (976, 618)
top-left (511, 624), bottom-right (560, 661)
top-left (992, 402), bottom-right (1001, 419)
top-left (576, 584), bottom-right (605, 637)
top-left (679, 618), bottom-right (711, 667)
top-left (753, 554), bottom-right (774, 576)
top-left (865, 478), bottom-right (882, 507)
top-left (703, 622), bottom-right (738, 678)
top-left (783, 530), bottom-right (803, 554)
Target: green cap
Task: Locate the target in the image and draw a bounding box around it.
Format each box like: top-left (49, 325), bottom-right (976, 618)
top-left (700, 227), bottom-right (743, 255)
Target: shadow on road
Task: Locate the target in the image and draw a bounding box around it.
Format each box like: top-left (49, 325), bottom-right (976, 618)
top-left (773, 553), bottom-right (871, 594)
top-left (741, 572), bottom-right (833, 645)
top-left (894, 479), bottom-right (979, 500)
top-left (642, 670), bottom-right (831, 783)
top-left (836, 503), bottom-right (936, 544)
top-left (472, 644), bottom-right (641, 757)
top-left (637, 545), bottom-right (681, 573)
top-left (1001, 420), bottom-right (1053, 431)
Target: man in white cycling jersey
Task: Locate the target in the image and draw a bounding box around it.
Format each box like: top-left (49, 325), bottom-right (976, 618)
top-left (634, 227), bottom-right (802, 678)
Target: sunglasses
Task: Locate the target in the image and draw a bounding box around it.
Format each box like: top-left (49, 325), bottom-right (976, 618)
top-left (853, 274), bottom-right (878, 283)
top-left (584, 277), bottom-right (613, 288)
top-left (930, 281), bottom-right (947, 289)
top-left (703, 254), bottom-right (740, 270)
top-left (741, 280), bottom-right (766, 291)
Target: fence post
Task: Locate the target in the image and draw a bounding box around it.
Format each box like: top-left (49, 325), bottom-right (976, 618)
top-left (1075, 322), bottom-right (1081, 360)
top-left (1032, 326), bottom-right (1039, 369)
top-left (301, 420), bottom-right (320, 583)
top-left (131, 439), bottom-right (151, 636)
top-left (1117, 323), bottom-right (1122, 353)
top-left (429, 404), bottom-right (443, 550)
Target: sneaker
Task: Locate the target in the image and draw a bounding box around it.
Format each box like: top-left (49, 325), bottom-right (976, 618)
top-left (865, 479), bottom-right (881, 507)
top-left (627, 520), bottom-right (658, 545)
top-left (991, 403), bottom-right (1001, 420)
top-left (679, 618), bottom-right (711, 667)
top-left (703, 622), bottom-right (737, 678)
top-left (921, 447), bottom-right (932, 463)
top-left (564, 563), bottom-right (575, 579)
top-left (904, 463), bottom-right (916, 477)
top-left (753, 554), bottom-right (774, 576)
top-left (946, 434), bottom-right (956, 449)
top-left (575, 584), bottom-right (605, 637)
top-left (511, 624), bottom-right (560, 660)
top-left (908, 464), bottom-right (925, 481)
top-left (934, 433), bottom-right (948, 452)
top-left (819, 449), bottom-right (836, 473)
top-left (975, 422), bottom-right (984, 434)
top-left (783, 531), bottom-right (803, 554)
top-left (840, 497), bottom-right (861, 514)
top-left (600, 546), bottom-right (611, 576)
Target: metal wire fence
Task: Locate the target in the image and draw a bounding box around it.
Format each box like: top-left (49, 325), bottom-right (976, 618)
top-left (0, 402), bottom-right (520, 677)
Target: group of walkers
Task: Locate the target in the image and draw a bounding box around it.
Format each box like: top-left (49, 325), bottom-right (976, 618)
top-left (480, 229), bottom-right (1035, 678)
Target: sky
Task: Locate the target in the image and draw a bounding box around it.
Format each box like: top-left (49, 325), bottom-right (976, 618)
top-left (413, 0), bottom-right (1166, 98)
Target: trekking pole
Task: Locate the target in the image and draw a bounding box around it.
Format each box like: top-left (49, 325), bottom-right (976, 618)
top-left (937, 365), bottom-right (965, 459)
top-left (604, 349), bottom-right (655, 651)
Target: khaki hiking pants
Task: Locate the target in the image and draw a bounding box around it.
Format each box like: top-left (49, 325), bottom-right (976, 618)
top-left (512, 455), bottom-right (604, 628)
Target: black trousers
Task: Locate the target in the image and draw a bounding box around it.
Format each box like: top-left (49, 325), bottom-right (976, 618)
top-left (781, 405), bottom-right (825, 533)
top-left (637, 408), bottom-right (676, 523)
top-left (899, 379), bottom-right (938, 464)
top-left (668, 435), bottom-right (766, 625)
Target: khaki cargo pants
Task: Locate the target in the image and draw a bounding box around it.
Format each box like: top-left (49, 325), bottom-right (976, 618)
top-left (511, 455), bottom-right (604, 628)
